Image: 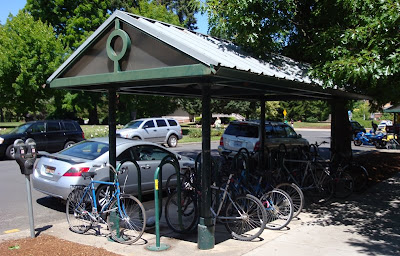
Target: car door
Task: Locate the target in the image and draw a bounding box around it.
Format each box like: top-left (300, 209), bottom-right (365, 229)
top-left (115, 147), bottom-right (140, 195)
top-left (45, 121), bottom-right (65, 152)
top-left (283, 125), bottom-right (300, 147)
top-left (133, 145), bottom-right (175, 193)
top-left (140, 120), bottom-right (158, 142)
top-left (27, 122), bottom-right (47, 151)
top-left (270, 124), bottom-right (286, 148)
top-left (154, 119), bottom-right (169, 143)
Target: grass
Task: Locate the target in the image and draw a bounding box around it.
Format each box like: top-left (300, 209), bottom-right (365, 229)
top-left (292, 121), bottom-right (331, 129)
top-left (0, 122), bottom-right (23, 128)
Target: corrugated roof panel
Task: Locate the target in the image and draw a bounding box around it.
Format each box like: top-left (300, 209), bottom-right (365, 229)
top-left (122, 11), bottom-right (313, 83)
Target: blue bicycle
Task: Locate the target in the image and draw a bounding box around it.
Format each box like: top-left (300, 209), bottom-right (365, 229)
top-left (66, 162), bottom-right (146, 244)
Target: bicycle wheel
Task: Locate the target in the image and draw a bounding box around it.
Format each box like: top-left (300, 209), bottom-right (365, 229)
top-left (107, 194), bottom-right (146, 244)
top-left (275, 183), bottom-right (304, 218)
top-left (66, 187), bottom-right (93, 234)
top-left (165, 190), bottom-right (198, 233)
top-left (304, 169), bottom-right (334, 204)
top-left (260, 188), bottom-right (293, 230)
top-left (346, 164), bottom-right (368, 192)
top-left (333, 171), bottom-right (354, 198)
top-left (224, 194), bottom-right (267, 241)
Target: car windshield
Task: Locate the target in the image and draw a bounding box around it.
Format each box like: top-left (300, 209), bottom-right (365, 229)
top-left (9, 123), bottom-right (31, 134)
top-left (124, 120), bottom-right (143, 129)
top-left (59, 141), bottom-right (109, 160)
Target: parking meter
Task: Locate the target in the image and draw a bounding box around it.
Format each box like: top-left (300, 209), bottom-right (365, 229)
top-left (14, 138), bottom-right (37, 175)
top-left (13, 138), bottom-right (37, 238)
top-left (24, 138), bottom-right (37, 174)
top-left (14, 139), bottom-right (28, 174)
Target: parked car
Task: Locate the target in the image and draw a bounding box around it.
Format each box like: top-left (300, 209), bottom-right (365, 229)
top-left (377, 120), bottom-right (393, 132)
top-left (0, 120), bottom-right (85, 160)
top-left (116, 118), bottom-right (183, 147)
top-left (350, 121), bottom-right (366, 139)
top-left (32, 137), bottom-right (194, 202)
top-left (218, 120), bottom-right (309, 156)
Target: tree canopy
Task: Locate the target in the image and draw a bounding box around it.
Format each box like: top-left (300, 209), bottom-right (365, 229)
top-left (206, 0), bottom-right (400, 109)
top-left (0, 11), bottom-right (65, 119)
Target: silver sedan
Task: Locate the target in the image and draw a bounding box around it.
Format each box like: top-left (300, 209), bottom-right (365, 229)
top-left (32, 137), bottom-right (194, 201)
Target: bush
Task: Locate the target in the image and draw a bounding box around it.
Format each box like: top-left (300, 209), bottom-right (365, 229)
top-left (186, 128), bottom-right (224, 138)
top-left (305, 117), bottom-right (319, 122)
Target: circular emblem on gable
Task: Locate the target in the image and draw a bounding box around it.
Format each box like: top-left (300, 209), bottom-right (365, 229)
top-left (106, 28), bottom-right (131, 71)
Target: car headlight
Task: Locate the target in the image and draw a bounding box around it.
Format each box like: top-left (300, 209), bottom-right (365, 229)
top-left (0, 137), bottom-right (4, 144)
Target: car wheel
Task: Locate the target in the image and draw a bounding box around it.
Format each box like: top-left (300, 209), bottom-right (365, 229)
top-left (132, 136), bottom-right (141, 140)
top-left (167, 134), bottom-right (178, 147)
top-left (95, 185), bottom-right (111, 209)
top-left (64, 141), bottom-right (75, 149)
top-left (5, 145), bottom-right (15, 160)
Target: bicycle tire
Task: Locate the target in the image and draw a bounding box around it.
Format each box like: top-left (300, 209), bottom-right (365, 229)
top-left (224, 194), bottom-right (267, 241)
top-left (275, 183), bottom-right (304, 218)
top-left (260, 188), bottom-right (293, 230)
top-left (66, 187), bottom-right (93, 234)
top-left (165, 190), bottom-right (198, 233)
top-left (345, 164), bottom-right (368, 192)
top-left (107, 194), bottom-right (146, 244)
top-left (304, 169), bottom-right (334, 204)
top-left (333, 170), bottom-right (354, 198)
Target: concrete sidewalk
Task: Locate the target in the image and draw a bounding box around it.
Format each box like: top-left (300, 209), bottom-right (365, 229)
top-left (2, 173), bottom-right (399, 256)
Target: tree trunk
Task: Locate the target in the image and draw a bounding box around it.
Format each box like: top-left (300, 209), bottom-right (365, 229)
top-left (88, 103), bottom-right (99, 125)
top-left (0, 108), bottom-right (3, 122)
top-left (330, 99), bottom-right (352, 158)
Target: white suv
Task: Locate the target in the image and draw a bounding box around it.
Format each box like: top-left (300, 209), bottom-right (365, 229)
top-left (218, 120), bottom-right (309, 156)
top-left (116, 118), bottom-right (183, 147)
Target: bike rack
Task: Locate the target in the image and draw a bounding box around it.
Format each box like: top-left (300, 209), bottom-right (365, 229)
top-left (147, 154), bottom-right (181, 251)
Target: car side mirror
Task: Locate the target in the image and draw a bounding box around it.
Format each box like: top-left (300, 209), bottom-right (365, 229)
top-left (143, 125), bottom-right (148, 129)
top-left (297, 134), bottom-right (302, 138)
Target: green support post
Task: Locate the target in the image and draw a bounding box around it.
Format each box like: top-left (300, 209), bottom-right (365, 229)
top-left (147, 155), bottom-right (180, 251)
top-left (198, 84), bottom-right (215, 250)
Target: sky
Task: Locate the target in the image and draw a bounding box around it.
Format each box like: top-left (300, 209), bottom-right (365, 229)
top-left (0, 0), bottom-right (209, 34)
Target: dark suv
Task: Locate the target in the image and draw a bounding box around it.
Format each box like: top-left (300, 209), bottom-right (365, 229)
top-left (0, 120), bottom-right (85, 160)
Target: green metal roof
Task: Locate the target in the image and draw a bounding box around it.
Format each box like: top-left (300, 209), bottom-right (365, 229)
top-left (47, 10), bottom-right (369, 101)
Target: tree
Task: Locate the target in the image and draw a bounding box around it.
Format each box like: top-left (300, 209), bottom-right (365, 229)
top-left (159, 0), bottom-right (201, 30)
top-left (0, 11), bottom-right (65, 119)
top-left (206, 0), bottom-right (400, 108)
top-left (280, 101), bottom-right (330, 122)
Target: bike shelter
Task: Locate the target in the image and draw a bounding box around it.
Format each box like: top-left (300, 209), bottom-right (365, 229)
top-left (46, 10), bottom-right (368, 250)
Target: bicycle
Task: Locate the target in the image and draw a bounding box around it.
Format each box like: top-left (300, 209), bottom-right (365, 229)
top-left (66, 162), bottom-right (146, 244)
top-left (165, 166), bottom-right (267, 240)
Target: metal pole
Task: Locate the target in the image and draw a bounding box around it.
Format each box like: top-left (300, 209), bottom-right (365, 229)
top-left (259, 99), bottom-right (266, 170)
top-left (25, 175), bottom-right (35, 238)
top-left (108, 88), bottom-right (117, 178)
top-left (198, 84), bottom-right (215, 250)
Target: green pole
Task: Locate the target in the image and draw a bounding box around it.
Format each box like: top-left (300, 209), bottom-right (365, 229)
top-left (198, 84), bottom-right (215, 250)
top-left (147, 155), bottom-right (180, 251)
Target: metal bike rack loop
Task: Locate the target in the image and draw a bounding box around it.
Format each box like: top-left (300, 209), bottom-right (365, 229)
top-left (147, 154), bottom-right (181, 251)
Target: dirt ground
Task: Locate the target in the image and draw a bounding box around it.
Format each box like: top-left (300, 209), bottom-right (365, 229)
top-left (0, 151), bottom-right (399, 256)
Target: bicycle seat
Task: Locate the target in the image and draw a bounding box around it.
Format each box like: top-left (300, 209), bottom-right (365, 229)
top-left (82, 172), bottom-right (97, 179)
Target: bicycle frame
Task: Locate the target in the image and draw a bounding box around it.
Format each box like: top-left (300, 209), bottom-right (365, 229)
top-left (210, 174), bottom-right (247, 225)
top-left (74, 171), bottom-right (126, 223)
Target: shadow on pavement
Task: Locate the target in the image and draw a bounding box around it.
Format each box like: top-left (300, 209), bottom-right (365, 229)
top-left (305, 172), bottom-right (400, 255)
